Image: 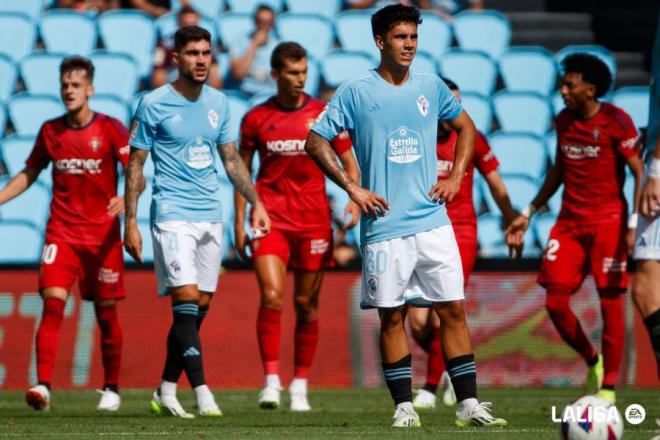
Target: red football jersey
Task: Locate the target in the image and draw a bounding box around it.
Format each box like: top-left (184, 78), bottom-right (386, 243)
top-left (555, 103), bottom-right (639, 225)
top-left (436, 131), bottom-right (499, 226)
top-left (240, 95), bottom-right (352, 231)
top-left (26, 113), bottom-right (129, 245)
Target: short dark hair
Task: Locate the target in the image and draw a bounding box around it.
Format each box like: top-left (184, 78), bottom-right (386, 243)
top-left (60, 55), bottom-right (94, 81)
top-left (254, 3), bottom-right (275, 18)
top-left (371, 4), bottom-right (422, 38)
top-left (441, 77), bottom-right (459, 91)
top-left (561, 53), bottom-right (612, 98)
top-left (177, 4), bottom-right (198, 19)
top-left (271, 41), bottom-right (306, 71)
top-left (174, 25), bottom-right (211, 52)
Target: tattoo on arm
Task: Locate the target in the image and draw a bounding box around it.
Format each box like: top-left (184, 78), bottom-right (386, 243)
top-left (125, 148), bottom-right (148, 222)
top-left (219, 142), bottom-right (260, 205)
top-left (305, 131), bottom-right (355, 190)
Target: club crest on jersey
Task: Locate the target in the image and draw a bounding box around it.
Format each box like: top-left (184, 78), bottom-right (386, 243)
top-left (417, 95), bottom-right (429, 116)
top-left (208, 109), bottom-right (218, 129)
top-left (89, 137), bottom-right (101, 152)
top-left (592, 128), bottom-right (600, 141)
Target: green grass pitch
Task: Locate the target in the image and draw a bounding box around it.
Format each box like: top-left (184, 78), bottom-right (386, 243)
top-left (0, 388), bottom-right (658, 439)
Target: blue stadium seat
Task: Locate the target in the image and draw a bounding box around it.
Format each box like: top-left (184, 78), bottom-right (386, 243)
top-left (624, 169), bottom-right (635, 214)
top-left (545, 131), bottom-right (557, 164)
top-left (90, 52), bottom-right (140, 101)
top-left (487, 132), bottom-right (547, 180)
top-left (0, 220), bottom-right (43, 263)
top-left (612, 86), bottom-right (650, 129)
top-left (155, 12), bottom-right (217, 44)
top-left (249, 92), bottom-right (271, 107)
top-left (418, 12), bottom-right (451, 59)
top-left (276, 13), bottom-right (334, 60)
top-left (476, 213), bottom-right (508, 257)
top-left (335, 11), bottom-right (379, 60)
top-left (472, 173), bottom-right (484, 215)
top-left (555, 45), bottom-right (617, 88)
top-left (481, 174), bottom-right (538, 214)
top-left (89, 95), bottom-right (130, 127)
top-left (305, 57), bottom-right (321, 97)
top-left (39, 10), bottom-right (97, 56)
top-left (0, 181), bottom-right (50, 228)
top-left (8, 93), bottom-right (64, 136)
top-left (460, 92), bottom-right (492, 134)
top-left (217, 52), bottom-right (231, 86)
top-left (320, 50), bottom-right (375, 89)
top-left (285, 0), bottom-right (340, 20)
top-left (438, 50), bottom-right (497, 96)
top-left (452, 10), bottom-right (511, 59)
top-left (98, 10), bottom-right (157, 78)
top-left (20, 52), bottom-right (65, 98)
top-left (226, 0), bottom-right (283, 13)
top-left (0, 0), bottom-right (43, 20)
top-left (225, 91), bottom-right (250, 143)
top-left (551, 90), bottom-right (564, 115)
top-left (547, 186), bottom-right (563, 214)
top-left (216, 13), bottom-right (253, 48)
top-left (1, 135), bottom-right (35, 175)
top-left (0, 104), bottom-right (5, 138)
top-left (0, 54), bottom-right (17, 101)
top-left (411, 51), bottom-right (437, 74)
top-left (534, 212), bottom-right (556, 250)
top-left (0, 13), bottom-right (37, 63)
top-left (189, 0), bottom-right (226, 18)
top-left (493, 91), bottom-right (552, 136)
top-left (499, 47), bottom-right (557, 96)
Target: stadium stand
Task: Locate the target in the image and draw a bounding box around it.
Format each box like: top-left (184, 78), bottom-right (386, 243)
top-left (551, 90), bottom-right (564, 115)
top-left (7, 94), bottom-right (64, 137)
top-left (1, 135), bottom-right (35, 176)
top-left (189, 0), bottom-right (226, 18)
top-left (0, 0), bottom-right (43, 21)
top-left (498, 46), bottom-right (557, 96)
top-left (89, 95), bottom-right (131, 127)
top-left (452, 10), bottom-right (511, 59)
top-left (20, 52), bottom-right (65, 98)
top-left (0, 220), bottom-right (43, 263)
top-left (226, 0), bottom-right (283, 14)
top-left (0, 13), bottom-right (37, 63)
top-left (612, 86), bottom-right (650, 129)
top-left (417, 12), bottom-right (452, 60)
top-left (487, 132), bottom-right (547, 180)
top-left (545, 130), bottom-right (557, 163)
top-left (225, 91), bottom-right (250, 142)
top-left (0, 54), bottom-right (17, 102)
top-left (555, 44), bottom-right (617, 87)
top-left (216, 13), bottom-right (253, 48)
top-left (477, 212), bottom-right (538, 257)
top-left (547, 186), bottom-right (563, 214)
top-left (285, 0), bottom-right (341, 20)
top-left (335, 10), bottom-right (379, 60)
top-left (0, 181), bottom-right (50, 229)
top-left (39, 10), bottom-right (97, 56)
top-left (410, 51), bottom-right (437, 74)
top-left (533, 212), bottom-right (556, 247)
top-left (90, 52), bottom-right (140, 101)
top-left (460, 93), bottom-right (493, 134)
top-left (438, 50), bottom-right (497, 96)
top-left (319, 50), bottom-right (375, 89)
top-left (156, 12), bottom-right (218, 45)
top-left (493, 91), bottom-right (552, 136)
top-left (276, 13), bottom-right (334, 61)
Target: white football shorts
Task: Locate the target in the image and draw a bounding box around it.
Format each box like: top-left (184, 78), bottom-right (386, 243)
top-left (152, 221), bottom-right (223, 296)
top-left (360, 225), bottom-right (465, 309)
top-left (634, 213), bottom-right (660, 261)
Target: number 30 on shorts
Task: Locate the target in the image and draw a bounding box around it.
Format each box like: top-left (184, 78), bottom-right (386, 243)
top-left (543, 239), bottom-right (559, 261)
top-left (41, 244), bottom-right (58, 264)
top-left (365, 248), bottom-right (388, 274)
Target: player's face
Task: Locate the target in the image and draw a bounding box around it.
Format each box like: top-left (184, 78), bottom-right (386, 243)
top-left (438, 89), bottom-right (461, 137)
top-left (272, 57), bottom-right (307, 99)
top-left (375, 22), bottom-right (418, 69)
top-left (560, 72), bottom-right (596, 111)
top-left (175, 39), bottom-right (212, 84)
top-left (60, 69), bottom-right (93, 113)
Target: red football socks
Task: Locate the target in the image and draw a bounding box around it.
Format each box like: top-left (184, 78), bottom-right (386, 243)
top-left (598, 289), bottom-right (625, 387)
top-left (36, 297), bottom-right (66, 386)
top-left (95, 304), bottom-right (122, 388)
top-left (257, 307), bottom-right (282, 375)
top-left (545, 284), bottom-right (597, 362)
top-left (294, 319), bottom-right (319, 379)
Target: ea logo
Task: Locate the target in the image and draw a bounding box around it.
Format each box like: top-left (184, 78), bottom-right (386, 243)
top-left (624, 404), bottom-right (645, 425)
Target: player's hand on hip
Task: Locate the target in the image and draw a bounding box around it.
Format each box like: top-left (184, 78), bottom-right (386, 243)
top-left (640, 176), bottom-right (660, 217)
top-left (429, 177), bottom-right (460, 204)
top-left (347, 183), bottom-right (388, 219)
top-left (343, 200), bottom-right (361, 229)
top-left (250, 202), bottom-right (271, 238)
top-left (107, 196), bottom-right (125, 217)
top-left (234, 225), bottom-right (250, 261)
top-left (123, 222), bottom-right (143, 264)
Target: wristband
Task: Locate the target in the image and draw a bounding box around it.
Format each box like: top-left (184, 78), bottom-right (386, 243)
top-left (521, 203), bottom-right (536, 219)
top-left (628, 213), bottom-right (638, 229)
top-left (650, 157), bottom-right (660, 179)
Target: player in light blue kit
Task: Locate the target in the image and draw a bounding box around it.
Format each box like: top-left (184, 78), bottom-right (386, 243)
top-left (307, 4), bottom-right (506, 428)
top-left (124, 26), bottom-right (270, 417)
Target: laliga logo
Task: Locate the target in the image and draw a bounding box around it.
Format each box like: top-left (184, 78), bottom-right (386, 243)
top-left (551, 404), bottom-right (619, 424)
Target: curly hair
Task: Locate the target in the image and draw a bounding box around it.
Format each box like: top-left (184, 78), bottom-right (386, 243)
top-left (371, 4), bottom-right (422, 39)
top-left (561, 53), bottom-right (612, 98)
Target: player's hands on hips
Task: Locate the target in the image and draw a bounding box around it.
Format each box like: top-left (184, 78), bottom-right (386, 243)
top-left (429, 176), bottom-right (461, 204)
top-left (250, 202), bottom-right (271, 239)
top-left (123, 221), bottom-right (143, 264)
top-left (343, 200), bottom-right (361, 229)
top-left (234, 224), bottom-right (250, 261)
top-left (347, 183), bottom-right (388, 219)
top-left (107, 196), bottom-right (125, 217)
top-left (640, 176), bottom-right (660, 217)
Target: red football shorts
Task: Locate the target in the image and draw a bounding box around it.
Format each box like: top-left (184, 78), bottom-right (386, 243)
top-left (538, 221), bottom-right (628, 291)
top-left (39, 241), bottom-right (126, 301)
top-left (453, 223), bottom-right (478, 285)
top-left (250, 227), bottom-right (334, 271)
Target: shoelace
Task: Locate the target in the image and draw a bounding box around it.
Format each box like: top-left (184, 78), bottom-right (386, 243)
top-left (469, 401), bottom-right (495, 421)
top-left (393, 407), bottom-right (415, 420)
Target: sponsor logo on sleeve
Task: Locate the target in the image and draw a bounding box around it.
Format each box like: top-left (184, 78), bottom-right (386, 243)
top-left (621, 136), bottom-right (638, 149)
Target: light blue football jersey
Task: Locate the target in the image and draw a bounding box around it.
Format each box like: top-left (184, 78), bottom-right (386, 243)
top-left (130, 84), bottom-right (235, 224)
top-left (312, 69), bottom-right (462, 245)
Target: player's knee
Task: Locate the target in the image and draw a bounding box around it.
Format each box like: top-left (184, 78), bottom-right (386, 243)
top-left (379, 307), bottom-right (406, 333)
top-left (434, 300), bottom-right (466, 325)
top-left (261, 288), bottom-right (284, 310)
top-left (293, 295), bottom-right (318, 318)
top-left (94, 299), bottom-right (116, 308)
top-left (545, 285), bottom-right (572, 315)
top-left (408, 315), bottom-right (427, 342)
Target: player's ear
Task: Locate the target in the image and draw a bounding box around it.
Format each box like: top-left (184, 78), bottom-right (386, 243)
top-left (87, 83), bottom-right (95, 99)
top-left (270, 68), bottom-right (278, 81)
top-left (172, 50), bottom-right (179, 67)
top-left (374, 34), bottom-right (384, 51)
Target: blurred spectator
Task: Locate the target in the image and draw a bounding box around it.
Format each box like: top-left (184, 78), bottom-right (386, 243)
top-left (152, 6), bottom-right (222, 89)
top-left (347, 0), bottom-right (413, 9)
top-left (229, 4), bottom-right (278, 96)
top-left (58, 0), bottom-right (119, 13)
top-left (119, 0), bottom-right (188, 17)
top-left (417, 0), bottom-right (484, 21)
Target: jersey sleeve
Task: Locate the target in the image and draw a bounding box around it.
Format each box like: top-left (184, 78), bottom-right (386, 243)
top-left (108, 118), bottom-right (130, 167)
top-left (331, 130), bottom-right (352, 156)
top-left (437, 77), bottom-right (462, 122)
top-left (130, 97), bottom-right (157, 150)
top-left (474, 132), bottom-right (499, 176)
top-left (613, 109), bottom-right (640, 158)
top-left (239, 110), bottom-right (258, 151)
top-left (216, 96), bottom-right (235, 146)
top-left (311, 86), bottom-right (355, 142)
top-left (25, 125), bottom-right (51, 171)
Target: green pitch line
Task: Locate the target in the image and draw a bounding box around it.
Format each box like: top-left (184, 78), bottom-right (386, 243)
top-left (0, 388), bottom-right (657, 439)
